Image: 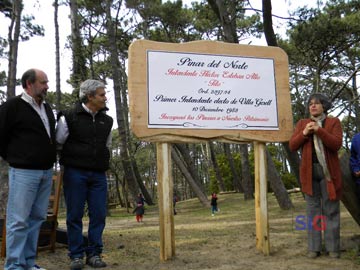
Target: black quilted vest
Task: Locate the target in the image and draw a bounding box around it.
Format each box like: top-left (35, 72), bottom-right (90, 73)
top-left (60, 103), bottom-right (113, 171)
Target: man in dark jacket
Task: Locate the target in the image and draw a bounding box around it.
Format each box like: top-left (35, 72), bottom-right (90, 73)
top-left (0, 68), bottom-right (56, 270)
top-left (56, 79), bottom-right (113, 269)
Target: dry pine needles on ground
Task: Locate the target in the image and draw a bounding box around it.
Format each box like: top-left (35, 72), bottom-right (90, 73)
top-left (1, 193), bottom-right (359, 270)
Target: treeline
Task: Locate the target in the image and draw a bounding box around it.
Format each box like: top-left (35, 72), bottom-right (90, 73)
top-left (0, 0), bottom-right (360, 214)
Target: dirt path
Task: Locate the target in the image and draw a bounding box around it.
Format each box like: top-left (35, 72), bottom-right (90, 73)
top-left (1, 193), bottom-right (359, 270)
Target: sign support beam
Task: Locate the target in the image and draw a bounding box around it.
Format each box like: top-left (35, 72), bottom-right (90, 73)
top-left (156, 142), bottom-right (175, 261)
top-left (254, 142), bottom-right (270, 255)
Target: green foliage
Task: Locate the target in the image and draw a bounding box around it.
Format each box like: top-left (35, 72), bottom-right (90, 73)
top-left (45, 91), bottom-right (79, 112)
top-left (128, 0), bottom-right (202, 42)
top-left (342, 115), bottom-right (358, 150)
top-left (0, 89), bottom-right (6, 104)
top-left (67, 0), bottom-right (135, 84)
top-left (0, 70), bottom-right (6, 88)
top-left (133, 141), bottom-right (157, 186)
top-left (249, 144), bottom-right (299, 190)
top-left (126, 0), bottom-right (262, 43)
top-left (211, 152), bottom-right (242, 192)
top-left (191, 1), bottom-right (219, 39)
top-left (280, 0), bottom-right (360, 147)
top-left (237, 12), bottom-right (263, 41)
top-left (20, 15), bottom-right (45, 41)
top-left (0, 37), bottom-right (8, 59)
top-left (7, 0), bottom-right (359, 204)
top-left (281, 172), bottom-right (299, 189)
top-left (286, 1), bottom-right (360, 86)
top-left (110, 130), bottom-right (158, 194)
top-left (208, 168), bottom-right (220, 194)
top-left (247, 146), bottom-right (255, 179)
top-left (0, 0), bottom-right (12, 17)
top-left (194, 0), bottom-right (263, 42)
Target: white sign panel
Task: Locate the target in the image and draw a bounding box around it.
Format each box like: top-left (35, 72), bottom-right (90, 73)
top-left (147, 50), bottom-right (279, 130)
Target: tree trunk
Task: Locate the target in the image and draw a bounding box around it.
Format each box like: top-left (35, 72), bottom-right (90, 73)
top-left (117, 43), bottom-right (150, 205)
top-left (282, 142), bottom-right (302, 191)
top-left (266, 149), bottom-right (293, 210)
top-left (122, 176), bottom-right (130, 212)
top-left (223, 143), bottom-right (243, 192)
top-left (1, 0), bottom-right (22, 217)
top-left (240, 144), bottom-right (254, 200)
top-left (340, 152), bottom-right (360, 226)
top-left (110, 166), bottom-right (124, 208)
top-left (171, 147), bottom-right (209, 207)
top-left (69, 0), bottom-right (87, 87)
top-left (174, 143), bottom-right (206, 194)
top-left (208, 0), bottom-right (252, 195)
top-left (351, 69), bottom-right (360, 131)
top-left (132, 159), bottom-right (153, 205)
top-left (104, 0), bottom-right (139, 202)
top-left (6, 0), bottom-right (22, 97)
top-left (115, 176), bottom-right (124, 208)
top-left (207, 0), bottom-right (238, 43)
top-left (54, 0), bottom-right (61, 112)
top-left (209, 141), bottom-right (225, 191)
top-left (261, 0), bottom-right (295, 207)
top-left (262, 0), bottom-right (278, 46)
top-left (199, 144), bottom-right (210, 188)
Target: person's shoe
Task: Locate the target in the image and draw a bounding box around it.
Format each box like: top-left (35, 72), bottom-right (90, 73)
top-left (329, 252), bottom-right (340, 258)
top-left (28, 265), bottom-right (46, 270)
top-left (86, 255), bottom-right (107, 268)
top-left (70, 257), bottom-right (84, 269)
top-left (307, 251), bottom-right (320, 258)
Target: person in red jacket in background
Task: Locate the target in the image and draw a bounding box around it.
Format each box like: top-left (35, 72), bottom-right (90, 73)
top-left (133, 202), bottom-right (145, 222)
top-left (210, 193), bottom-right (219, 216)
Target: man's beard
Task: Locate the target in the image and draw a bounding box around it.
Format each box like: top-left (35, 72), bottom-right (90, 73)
top-left (37, 91), bottom-right (46, 101)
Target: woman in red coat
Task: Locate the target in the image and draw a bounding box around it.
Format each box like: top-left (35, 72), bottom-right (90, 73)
top-left (289, 93), bottom-right (343, 259)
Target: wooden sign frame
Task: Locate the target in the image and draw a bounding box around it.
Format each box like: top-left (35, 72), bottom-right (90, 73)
top-left (128, 40), bottom-right (293, 143)
top-left (128, 40), bottom-right (293, 260)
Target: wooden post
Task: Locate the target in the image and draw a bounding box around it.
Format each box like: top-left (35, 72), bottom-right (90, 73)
top-left (254, 142), bottom-right (270, 255)
top-left (156, 142), bottom-right (175, 261)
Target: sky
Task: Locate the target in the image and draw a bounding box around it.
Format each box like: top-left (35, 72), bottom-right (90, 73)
top-left (0, 0), bottom-right (317, 122)
top-left (0, 1), bottom-right (72, 94)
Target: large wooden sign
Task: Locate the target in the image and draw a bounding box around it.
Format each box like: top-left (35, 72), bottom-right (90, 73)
top-left (128, 40), bottom-right (293, 143)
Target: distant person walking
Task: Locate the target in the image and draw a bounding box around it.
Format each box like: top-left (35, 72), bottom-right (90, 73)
top-left (211, 193), bottom-right (219, 216)
top-left (173, 194), bottom-right (178, 215)
top-left (137, 193), bottom-right (146, 206)
top-left (133, 193), bottom-right (146, 222)
top-left (0, 68), bottom-right (57, 270)
top-left (133, 202), bottom-right (145, 223)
